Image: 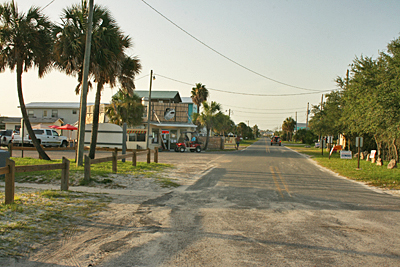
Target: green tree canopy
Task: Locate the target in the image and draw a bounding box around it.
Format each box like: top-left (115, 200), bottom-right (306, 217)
top-left (191, 83), bottom-right (209, 113)
top-left (0, 1), bottom-right (53, 160)
top-left (106, 90), bottom-right (144, 127)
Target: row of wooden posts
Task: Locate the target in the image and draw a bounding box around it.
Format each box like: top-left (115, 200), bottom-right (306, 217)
top-left (1, 147), bottom-right (159, 205)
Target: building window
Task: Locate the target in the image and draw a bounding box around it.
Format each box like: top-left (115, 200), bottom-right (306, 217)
top-left (43, 110), bottom-right (47, 117)
top-left (152, 129), bottom-right (159, 143)
top-left (72, 110), bottom-right (77, 115)
top-left (28, 110), bottom-right (34, 117)
top-left (128, 132), bottom-right (147, 142)
top-left (51, 110), bottom-right (58, 118)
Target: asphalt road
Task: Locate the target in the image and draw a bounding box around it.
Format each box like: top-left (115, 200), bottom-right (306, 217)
top-left (94, 137), bottom-right (400, 266)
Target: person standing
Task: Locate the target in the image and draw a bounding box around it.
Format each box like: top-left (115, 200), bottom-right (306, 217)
top-left (236, 135), bottom-right (241, 150)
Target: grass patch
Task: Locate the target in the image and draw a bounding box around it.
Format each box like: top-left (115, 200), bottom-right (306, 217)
top-left (289, 146), bottom-right (400, 189)
top-left (2, 157), bottom-right (174, 188)
top-left (0, 190), bottom-right (110, 257)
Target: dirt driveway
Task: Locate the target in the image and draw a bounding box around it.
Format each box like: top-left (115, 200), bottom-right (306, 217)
top-left (0, 150), bottom-right (226, 266)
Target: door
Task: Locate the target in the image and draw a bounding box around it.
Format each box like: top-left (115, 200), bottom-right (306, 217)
top-left (161, 130), bottom-right (170, 150)
top-left (170, 130), bottom-right (178, 151)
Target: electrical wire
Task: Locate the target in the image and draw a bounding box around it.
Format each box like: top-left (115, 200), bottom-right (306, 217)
top-left (41, 0), bottom-right (56, 11)
top-left (155, 73), bottom-right (334, 97)
top-left (140, 0), bottom-right (334, 92)
top-left (221, 103), bottom-right (304, 111)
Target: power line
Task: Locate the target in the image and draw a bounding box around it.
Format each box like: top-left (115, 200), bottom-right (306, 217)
top-left (41, 0), bottom-right (56, 11)
top-left (140, 0), bottom-right (333, 92)
top-left (233, 110), bottom-right (301, 115)
top-left (155, 73), bottom-right (334, 97)
top-left (221, 103), bottom-right (304, 111)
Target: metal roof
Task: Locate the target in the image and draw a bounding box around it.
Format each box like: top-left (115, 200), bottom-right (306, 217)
top-left (25, 102), bottom-right (96, 109)
top-left (181, 97), bottom-right (193, 104)
top-left (134, 91), bottom-right (181, 101)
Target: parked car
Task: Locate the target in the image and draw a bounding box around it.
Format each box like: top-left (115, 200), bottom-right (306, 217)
top-left (26, 129), bottom-right (69, 147)
top-left (0, 130), bottom-right (13, 146)
top-left (271, 136), bottom-right (281, 146)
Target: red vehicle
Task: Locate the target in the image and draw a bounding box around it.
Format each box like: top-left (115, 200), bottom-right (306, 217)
top-left (175, 131), bottom-right (202, 153)
top-left (271, 136), bottom-right (281, 146)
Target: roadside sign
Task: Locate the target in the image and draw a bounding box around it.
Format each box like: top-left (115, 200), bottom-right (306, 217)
top-left (355, 137), bottom-right (363, 148)
top-left (340, 150), bottom-right (352, 159)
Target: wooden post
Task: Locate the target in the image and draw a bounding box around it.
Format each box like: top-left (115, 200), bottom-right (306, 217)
top-left (61, 157), bottom-right (70, 191)
top-left (84, 155), bottom-right (91, 183)
top-left (147, 148), bottom-right (151, 164)
top-left (154, 147), bottom-right (158, 163)
top-left (7, 143), bottom-right (12, 157)
top-left (132, 150), bottom-right (137, 167)
top-left (112, 151), bottom-right (117, 173)
top-left (5, 159), bottom-right (15, 205)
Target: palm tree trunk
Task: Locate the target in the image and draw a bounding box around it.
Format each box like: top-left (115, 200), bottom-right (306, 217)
top-left (88, 83), bottom-right (103, 159)
top-left (204, 127), bottom-right (210, 150)
top-left (16, 61), bottom-right (50, 160)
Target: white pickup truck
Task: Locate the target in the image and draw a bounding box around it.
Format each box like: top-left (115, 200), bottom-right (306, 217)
top-left (14, 129), bottom-right (69, 147)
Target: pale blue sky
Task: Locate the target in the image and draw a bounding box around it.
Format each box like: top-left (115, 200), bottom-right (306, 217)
top-left (2, 0), bottom-right (400, 130)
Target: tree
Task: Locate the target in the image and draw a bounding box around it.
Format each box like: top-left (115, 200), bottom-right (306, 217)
top-left (198, 101), bottom-right (221, 150)
top-left (191, 83), bottom-right (209, 113)
top-left (237, 122), bottom-right (248, 138)
top-left (53, 2), bottom-right (141, 159)
top-left (282, 117), bottom-right (296, 141)
top-left (0, 1), bottom-right (53, 160)
top-left (213, 112), bottom-right (235, 136)
top-left (106, 90), bottom-right (144, 127)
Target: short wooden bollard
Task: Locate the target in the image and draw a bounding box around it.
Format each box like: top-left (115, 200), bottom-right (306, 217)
top-left (112, 151), bottom-right (117, 173)
top-left (132, 151), bottom-right (137, 167)
top-left (5, 159), bottom-right (15, 205)
top-left (154, 147), bottom-right (158, 163)
top-left (84, 155), bottom-right (91, 183)
top-left (61, 157), bottom-right (70, 191)
top-left (147, 148), bottom-right (151, 164)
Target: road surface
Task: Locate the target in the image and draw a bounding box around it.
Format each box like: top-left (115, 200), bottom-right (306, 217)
top-left (96, 137), bottom-right (400, 266)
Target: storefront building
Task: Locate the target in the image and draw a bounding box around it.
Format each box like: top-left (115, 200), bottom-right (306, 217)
top-left (126, 91), bottom-right (197, 150)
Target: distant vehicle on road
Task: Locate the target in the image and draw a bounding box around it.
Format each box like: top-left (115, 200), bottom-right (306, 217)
top-left (271, 136), bottom-right (281, 146)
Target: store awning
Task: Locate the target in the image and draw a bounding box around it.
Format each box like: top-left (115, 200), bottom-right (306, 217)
top-left (127, 130), bottom-right (147, 134)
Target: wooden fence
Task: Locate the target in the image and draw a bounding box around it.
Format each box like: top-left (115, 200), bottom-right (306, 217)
top-left (0, 157), bottom-right (70, 204)
top-left (1, 147), bottom-right (159, 205)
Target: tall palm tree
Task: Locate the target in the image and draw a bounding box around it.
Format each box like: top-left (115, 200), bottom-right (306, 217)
top-left (0, 1), bottom-right (53, 160)
top-left (53, 1), bottom-right (141, 159)
top-left (198, 101), bottom-right (221, 150)
top-left (106, 90), bottom-right (144, 127)
top-left (282, 117), bottom-right (296, 141)
top-left (191, 83), bottom-right (209, 113)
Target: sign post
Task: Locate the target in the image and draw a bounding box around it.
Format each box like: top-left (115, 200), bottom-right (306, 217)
top-left (355, 137), bottom-right (363, 169)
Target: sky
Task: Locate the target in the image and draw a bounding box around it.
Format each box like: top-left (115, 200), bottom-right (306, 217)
top-left (1, 0), bottom-right (400, 131)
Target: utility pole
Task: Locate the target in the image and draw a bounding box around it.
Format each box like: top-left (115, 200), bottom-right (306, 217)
top-left (295, 112), bottom-right (297, 133)
top-left (76, 0), bottom-right (94, 167)
top-left (146, 70), bottom-right (154, 149)
top-left (306, 102), bottom-right (309, 128)
top-left (321, 94), bottom-right (324, 156)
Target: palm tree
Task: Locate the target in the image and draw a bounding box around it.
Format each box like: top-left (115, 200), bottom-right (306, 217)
top-left (282, 117), bottom-right (296, 141)
top-left (0, 1), bottom-right (53, 160)
top-left (106, 90), bottom-right (144, 127)
top-left (198, 101), bottom-right (221, 150)
top-left (53, 2), bottom-right (141, 159)
top-left (191, 83), bottom-right (209, 113)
